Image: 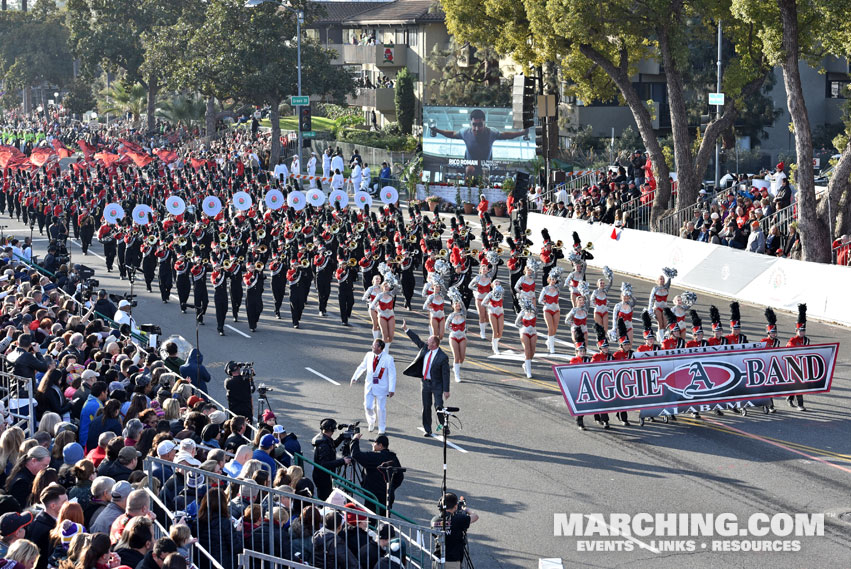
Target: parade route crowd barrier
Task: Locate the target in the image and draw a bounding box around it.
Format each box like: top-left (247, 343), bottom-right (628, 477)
top-left (526, 213), bottom-right (851, 327)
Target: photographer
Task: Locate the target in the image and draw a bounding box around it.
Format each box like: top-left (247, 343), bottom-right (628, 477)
top-left (350, 433), bottom-right (403, 515)
top-left (6, 334), bottom-right (54, 380)
top-left (432, 492), bottom-right (479, 569)
top-left (310, 419), bottom-right (350, 500)
top-left (224, 361), bottom-right (255, 419)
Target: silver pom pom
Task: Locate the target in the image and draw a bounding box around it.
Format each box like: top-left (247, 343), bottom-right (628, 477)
top-left (602, 266), bottom-right (613, 284)
top-left (434, 259), bottom-right (451, 278)
top-left (578, 281), bottom-right (590, 297)
top-left (491, 283), bottom-right (504, 300)
top-left (378, 262), bottom-right (391, 277)
top-left (568, 252), bottom-right (582, 264)
top-left (662, 267), bottom-right (678, 279)
top-left (486, 250), bottom-right (499, 266)
top-left (548, 266), bottom-right (563, 282)
top-left (446, 286), bottom-right (463, 305)
top-left (520, 294), bottom-right (535, 312)
top-left (384, 274), bottom-right (398, 290)
top-left (527, 257), bottom-right (542, 273)
top-left (620, 281), bottom-right (633, 297)
top-left (680, 291), bottom-right (697, 308)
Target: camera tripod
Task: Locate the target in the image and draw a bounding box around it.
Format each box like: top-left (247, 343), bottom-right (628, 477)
top-left (376, 463), bottom-right (406, 518)
top-left (256, 390), bottom-right (272, 425)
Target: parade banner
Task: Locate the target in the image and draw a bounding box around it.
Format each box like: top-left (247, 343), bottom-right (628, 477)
top-left (553, 343), bottom-right (839, 416)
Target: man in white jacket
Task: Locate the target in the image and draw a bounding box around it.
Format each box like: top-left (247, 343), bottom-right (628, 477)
top-left (350, 339), bottom-right (397, 435)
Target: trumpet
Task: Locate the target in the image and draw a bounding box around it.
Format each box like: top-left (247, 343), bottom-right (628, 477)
top-left (348, 258), bottom-right (358, 267)
top-left (521, 248), bottom-right (531, 257)
top-left (176, 237), bottom-right (187, 247)
top-left (255, 261), bottom-right (265, 271)
top-left (199, 244), bottom-right (206, 250)
top-left (437, 248), bottom-right (447, 259)
top-left (146, 235), bottom-right (157, 245)
top-left (378, 221), bottom-right (387, 230)
top-left (555, 240), bottom-right (563, 248)
top-left (238, 255), bottom-right (245, 262)
top-left (470, 248), bottom-right (479, 257)
top-left (586, 241), bottom-right (594, 250)
top-left (431, 231), bottom-right (440, 240)
top-left (257, 229), bottom-right (266, 240)
top-left (186, 250), bottom-right (195, 260)
top-left (305, 242), bottom-right (315, 252)
top-left (525, 228), bottom-right (532, 236)
top-left (355, 222), bottom-right (365, 232)
top-left (222, 259), bottom-right (233, 270)
top-left (300, 259), bottom-right (310, 268)
top-left (292, 221), bottom-right (303, 232)
top-left (331, 223), bottom-right (340, 234)
top-left (257, 244), bottom-right (268, 255)
top-left (460, 228), bottom-right (469, 237)
top-left (346, 240), bottom-right (358, 250)
top-left (379, 236), bottom-right (389, 245)
top-left (218, 232), bottom-right (228, 242)
top-left (408, 234), bottom-right (417, 243)
top-left (395, 254), bottom-right (404, 263)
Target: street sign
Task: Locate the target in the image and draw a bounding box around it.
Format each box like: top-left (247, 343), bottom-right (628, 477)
top-left (290, 96), bottom-right (309, 106)
top-left (302, 131), bottom-right (316, 138)
top-left (708, 92), bottom-right (725, 106)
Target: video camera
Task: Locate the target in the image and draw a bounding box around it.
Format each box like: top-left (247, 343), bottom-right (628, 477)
top-left (337, 421), bottom-right (361, 457)
top-left (109, 292), bottom-right (137, 307)
top-left (257, 382), bottom-right (273, 397)
top-left (229, 361), bottom-right (255, 377)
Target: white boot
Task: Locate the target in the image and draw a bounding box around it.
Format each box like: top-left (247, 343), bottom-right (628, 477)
top-left (453, 363), bottom-right (461, 383)
top-left (524, 359), bottom-right (532, 378)
top-left (546, 335), bottom-right (555, 354)
top-left (373, 329), bottom-right (381, 340)
top-left (384, 342), bottom-right (391, 353)
top-left (479, 322), bottom-right (487, 339)
top-left (491, 338), bottom-right (500, 355)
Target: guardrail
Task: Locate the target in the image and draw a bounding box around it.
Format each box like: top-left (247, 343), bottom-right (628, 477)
top-left (142, 456), bottom-right (442, 569)
top-left (0, 358), bottom-right (35, 436)
top-left (656, 200), bottom-right (701, 236)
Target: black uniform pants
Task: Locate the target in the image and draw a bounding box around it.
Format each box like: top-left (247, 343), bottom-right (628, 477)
top-left (338, 283), bottom-right (354, 324)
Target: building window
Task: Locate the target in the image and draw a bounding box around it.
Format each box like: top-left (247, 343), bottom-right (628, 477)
top-left (827, 78), bottom-right (851, 99)
top-left (407, 29), bottom-right (417, 47)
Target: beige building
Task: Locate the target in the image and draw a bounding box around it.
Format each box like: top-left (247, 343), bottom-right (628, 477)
top-left (307, 0), bottom-right (450, 128)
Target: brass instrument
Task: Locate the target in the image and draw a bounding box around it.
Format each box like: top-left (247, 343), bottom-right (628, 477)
top-left (255, 261), bottom-right (265, 271)
top-left (555, 240), bottom-right (563, 248)
top-left (521, 248), bottom-right (531, 257)
top-left (257, 244), bottom-right (268, 255)
top-left (346, 240), bottom-right (358, 250)
top-left (437, 248), bottom-right (447, 259)
top-left (348, 258), bottom-right (358, 267)
top-left (525, 229), bottom-right (532, 236)
top-left (238, 255), bottom-right (245, 262)
top-left (355, 222), bottom-right (365, 232)
top-left (305, 242), bottom-right (315, 252)
top-left (586, 242), bottom-right (594, 250)
top-left (146, 235), bottom-right (157, 245)
top-left (408, 234), bottom-right (417, 243)
top-left (199, 244), bottom-right (206, 250)
top-left (460, 228), bottom-right (469, 237)
top-left (378, 221), bottom-right (387, 230)
top-left (222, 259), bottom-right (233, 270)
top-left (470, 248), bottom-right (479, 257)
top-left (379, 236), bottom-right (389, 245)
top-left (431, 231), bottom-right (440, 240)
top-left (176, 237), bottom-right (187, 247)
top-left (331, 223), bottom-right (340, 234)
top-left (395, 254), bottom-right (404, 263)
top-left (186, 250), bottom-right (195, 260)
top-left (218, 232), bottom-right (228, 242)
top-left (496, 247), bottom-right (504, 254)
top-left (300, 259), bottom-right (310, 268)
top-left (257, 229), bottom-right (266, 240)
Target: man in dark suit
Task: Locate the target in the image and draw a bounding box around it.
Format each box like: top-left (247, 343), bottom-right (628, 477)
top-left (401, 320), bottom-right (452, 436)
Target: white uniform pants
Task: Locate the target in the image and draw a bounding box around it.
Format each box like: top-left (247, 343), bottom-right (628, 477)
top-left (364, 390), bottom-right (388, 432)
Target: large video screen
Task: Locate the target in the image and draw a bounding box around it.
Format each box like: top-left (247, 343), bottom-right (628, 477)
top-left (422, 106), bottom-right (535, 184)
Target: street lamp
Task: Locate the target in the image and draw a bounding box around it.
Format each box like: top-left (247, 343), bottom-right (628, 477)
top-left (245, 0), bottom-right (304, 176)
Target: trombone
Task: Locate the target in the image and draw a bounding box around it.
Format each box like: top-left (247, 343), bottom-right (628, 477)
top-left (347, 258), bottom-right (358, 267)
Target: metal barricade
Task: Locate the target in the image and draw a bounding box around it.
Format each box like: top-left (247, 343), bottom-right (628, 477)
top-left (0, 359), bottom-right (35, 435)
top-left (142, 456), bottom-right (443, 569)
top-left (656, 201), bottom-right (700, 236)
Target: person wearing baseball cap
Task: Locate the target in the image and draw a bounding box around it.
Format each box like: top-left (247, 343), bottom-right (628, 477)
top-left (350, 432), bottom-right (403, 515)
top-left (252, 433), bottom-right (278, 479)
top-left (114, 299), bottom-right (140, 337)
top-left (152, 440), bottom-right (178, 483)
top-left (0, 512), bottom-right (33, 556)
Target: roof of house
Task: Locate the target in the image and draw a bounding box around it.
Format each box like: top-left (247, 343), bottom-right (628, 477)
top-left (310, 2), bottom-right (390, 25)
top-left (345, 0), bottom-right (445, 25)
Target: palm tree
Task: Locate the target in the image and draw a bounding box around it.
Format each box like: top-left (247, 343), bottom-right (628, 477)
top-left (157, 93), bottom-right (207, 128)
top-left (99, 83), bottom-right (147, 127)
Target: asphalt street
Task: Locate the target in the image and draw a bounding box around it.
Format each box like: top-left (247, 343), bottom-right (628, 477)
top-left (13, 213), bottom-right (851, 569)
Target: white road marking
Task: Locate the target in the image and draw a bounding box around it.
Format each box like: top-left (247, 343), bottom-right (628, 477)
top-left (417, 427), bottom-right (469, 453)
top-left (305, 367), bottom-right (341, 386)
top-left (68, 239), bottom-right (107, 261)
top-left (225, 324), bottom-right (251, 338)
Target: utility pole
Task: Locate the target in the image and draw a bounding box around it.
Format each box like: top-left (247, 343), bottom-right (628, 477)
top-left (714, 20), bottom-right (722, 188)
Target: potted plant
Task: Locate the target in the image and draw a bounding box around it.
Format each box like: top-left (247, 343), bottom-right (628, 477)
top-left (492, 200), bottom-right (507, 216)
top-left (426, 195), bottom-right (441, 212)
top-left (463, 199), bottom-right (474, 215)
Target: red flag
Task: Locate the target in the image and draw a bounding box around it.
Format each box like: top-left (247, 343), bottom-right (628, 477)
top-left (118, 139), bottom-right (146, 155)
top-left (94, 152), bottom-right (121, 168)
top-left (0, 146), bottom-right (23, 169)
top-left (29, 147), bottom-right (58, 168)
top-left (77, 139), bottom-right (95, 160)
top-left (190, 158), bottom-right (206, 170)
top-left (611, 227), bottom-right (620, 240)
top-left (156, 149), bottom-right (178, 164)
top-left (125, 150), bottom-right (153, 168)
